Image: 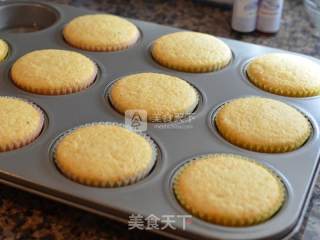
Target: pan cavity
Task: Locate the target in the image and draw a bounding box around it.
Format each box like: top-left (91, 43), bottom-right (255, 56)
top-left (0, 2), bottom-right (59, 33)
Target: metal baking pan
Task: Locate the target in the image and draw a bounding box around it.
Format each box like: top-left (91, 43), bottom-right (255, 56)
top-left (0, 1), bottom-right (319, 239)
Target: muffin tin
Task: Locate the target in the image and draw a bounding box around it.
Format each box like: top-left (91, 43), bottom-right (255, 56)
top-left (0, 1), bottom-right (320, 239)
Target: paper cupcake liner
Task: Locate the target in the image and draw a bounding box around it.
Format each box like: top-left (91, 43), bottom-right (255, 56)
top-left (108, 76), bottom-right (200, 123)
top-left (52, 122), bottom-right (158, 187)
top-left (0, 39), bottom-right (9, 62)
top-left (63, 31), bottom-right (140, 52)
top-left (11, 64), bottom-right (98, 95)
top-left (173, 153), bottom-right (286, 227)
top-left (217, 126), bottom-right (311, 153)
top-left (151, 51), bottom-right (231, 73)
top-left (214, 102), bottom-right (312, 153)
top-left (0, 96), bottom-right (44, 152)
top-left (247, 70), bottom-right (320, 97)
top-left (151, 42), bottom-right (232, 73)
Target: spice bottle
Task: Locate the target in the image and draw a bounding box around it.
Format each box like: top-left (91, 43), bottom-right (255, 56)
top-left (232, 0), bottom-right (259, 33)
top-left (257, 0), bottom-right (284, 33)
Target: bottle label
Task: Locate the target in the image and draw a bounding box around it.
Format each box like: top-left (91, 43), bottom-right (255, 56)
top-left (232, 0), bottom-right (259, 32)
top-left (260, 0), bottom-right (283, 16)
top-left (236, 0), bottom-right (259, 17)
top-left (257, 0), bottom-right (283, 32)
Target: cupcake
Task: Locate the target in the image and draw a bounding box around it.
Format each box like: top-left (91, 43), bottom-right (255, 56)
top-left (0, 39), bottom-right (9, 62)
top-left (0, 97), bottom-right (44, 152)
top-left (11, 49), bottom-right (97, 95)
top-left (63, 14), bottom-right (140, 51)
top-left (215, 97), bottom-right (311, 153)
top-left (151, 31), bottom-right (232, 73)
top-left (54, 123), bottom-right (157, 187)
top-left (173, 154), bottom-right (285, 226)
top-left (247, 53), bottom-right (320, 97)
top-left (109, 72), bottom-right (199, 122)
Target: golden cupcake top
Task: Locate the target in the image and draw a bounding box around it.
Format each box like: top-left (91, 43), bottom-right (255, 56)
top-left (109, 72), bottom-right (199, 122)
top-left (151, 31), bottom-right (232, 73)
top-left (0, 97), bottom-right (44, 152)
top-left (0, 39), bottom-right (9, 62)
top-left (55, 123), bottom-right (156, 187)
top-left (63, 14), bottom-right (140, 51)
top-left (174, 154), bottom-right (285, 226)
top-left (11, 49), bottom-right (97, 95)
top-left (215, 97), bottom-right (311, 153)
top-left (247, 53), bottom-right (320, 97)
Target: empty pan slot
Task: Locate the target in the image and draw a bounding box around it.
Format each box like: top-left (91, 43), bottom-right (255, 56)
top-left (0, 3), bottom-right (59, 33)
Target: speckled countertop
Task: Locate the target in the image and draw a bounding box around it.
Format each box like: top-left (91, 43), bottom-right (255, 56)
top-left (0, 0), bottom-right (319, 239)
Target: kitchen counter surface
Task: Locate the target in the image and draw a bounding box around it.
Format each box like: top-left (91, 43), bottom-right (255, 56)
top-left (0, 0), bottom-right (319, 239)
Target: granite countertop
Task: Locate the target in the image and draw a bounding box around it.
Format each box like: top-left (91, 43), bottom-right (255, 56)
top-left (0, 0), bottom-right (320, 239)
